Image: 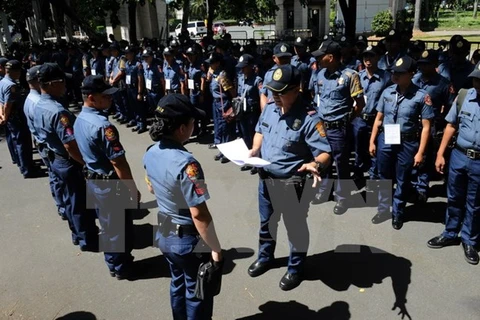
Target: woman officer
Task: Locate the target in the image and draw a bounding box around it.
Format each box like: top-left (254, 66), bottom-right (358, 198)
top-left (143, 94), bottom-right (223, 320)
top-left (369, 55), bottom-right (434, 230)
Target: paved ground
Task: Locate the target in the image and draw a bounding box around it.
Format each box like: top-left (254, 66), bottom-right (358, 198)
top-left (0, 120), bottom-right (479, 320)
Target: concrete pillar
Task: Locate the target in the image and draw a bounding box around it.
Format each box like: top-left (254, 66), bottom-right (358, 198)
top-left (136, 2), bottom-right (160, 39)
top-left (106, 3), bottom-right (129, 42)
top-left (294, 1), bottom-right (304, 29)
top-left (155, 0), bottom-right (168, 43)
top-left (325, 0), bottom-right (331, 35)
top-left (275, 0), bottom-right (284, 35)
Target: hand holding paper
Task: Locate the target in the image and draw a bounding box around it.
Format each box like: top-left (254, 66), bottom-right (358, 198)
top-left (216, 139), bottom-right (271, 168)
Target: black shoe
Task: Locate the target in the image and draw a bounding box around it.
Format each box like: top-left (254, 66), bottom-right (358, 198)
top-left (427, 235), bottom-right (459, 248)
top-left (137, 127), bottom-right (148, 134)
top-left (208, 144), bottom-right (217, 149)
top-left (279, 272), bottom-right (302, 291)
top-left (250, 167), bottom-right (258, 175)
top-left (311, 192), bottom-right (328, 205)
top-left (80, 242), bottom-right (99, 252)
top-left (247, 259), bottom-right (272, 277)
top-left (241, 165), bottom-right (253, 171)
top-left (220, 157), bottom-right (230, 164)
top-left (417, 191), bottom-right (428, 204)
top-left (126, 122), bottom-right (136, 128)
top-left (462, 243), bottom-right (479, 265)
top-left (112, 114), bottom-right (120, 119)
top-left (119, 119), bottom-right (128, 124)
top-left (109, 270), bottom-right (116, 277)
top-left (371, 211), bottom-right (391, 224)
top-left (333, 199), bottom-right (348, 215)
top-left (131, 126), bottom-right (139, 132)
top-left (392, 216), bottom-right (403, 230)
top-left (214, 153), bottom-right (223, 161)
top-left (72, 238), bottom-right (79, 246)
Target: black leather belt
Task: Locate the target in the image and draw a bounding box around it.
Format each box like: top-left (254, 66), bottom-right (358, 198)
top-left (166, 89), bottom-right (180, 94)
top-left (258, 169), bottom-right (306, 186)
top-left (157, 212), bottom-right (199, 237)
top-left (84, 169), bottom-right (118, 180)
top-left (361, 113), bottom-right (376, 122)
top-left (401, 132), bottom-right (419, 142)
top-left (48, 150), bottom-right (69, 160)
top-left (324, 118), bottom-right (347, 130)
top-left (456, 145), bottom-right (480, 160)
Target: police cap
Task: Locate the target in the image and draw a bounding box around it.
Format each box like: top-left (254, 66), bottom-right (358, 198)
top-left (81, 75), bottom-right (118, 95)
top-left (417, 49), bottom-right (439, 64)
top-left (0, 57), bottom-right (9, 67)
top-left (391, 55), bottom-right (417, 73)
top-left (155, 94), bottom-right (205, 119)
top-left (273, 43), bottom-right (292, 58)
top-left (5, 60), bottom-right (22, 70)
top-left (236, 54), bottom-right (254, 68)
top-left (264, 64), bottom-right (301, 93)
top-left (294, 37), bottom-right (307, 47)
top-left (205, 52), bottom-right (223, 64)
top-left (38, 63), bottom-right (67, 83)
top-left (26, 66), bottom-right (41, 82)
top-left (312, 40), bottom-right (341, 57)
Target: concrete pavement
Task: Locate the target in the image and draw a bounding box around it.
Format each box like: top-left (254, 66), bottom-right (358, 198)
top-left (0, 121), bottom-right (479, 320)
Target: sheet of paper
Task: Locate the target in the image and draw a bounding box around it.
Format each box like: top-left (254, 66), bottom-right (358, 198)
top-left (165, 79), bottom-right (171, 90)
top-left (217, 139), bottom-right (271, 168)
top-left (188, 79), bottom-right (195, 90)
top-left (91, 69), bottom-right (97, 76)
top-left (146, 79), bottom-right (152, 90)
top-left (243, 98), bottom-right (247, 112)
top-left (126, 75), bottom-right (131, 85)
top-left (384, 124), bottom-right (401, 145)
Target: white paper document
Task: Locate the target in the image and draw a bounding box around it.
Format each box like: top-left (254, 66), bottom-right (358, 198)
top-left (217, 139), bottom-right (271, 168)
top-left (165, 79), bottom-right (171, 90)
top-left (126, 75), bottom-right (131, 85)
top-left (384, 124), bottom-right (401, 145)
top-left (188, 79), bottom-right (195, 90)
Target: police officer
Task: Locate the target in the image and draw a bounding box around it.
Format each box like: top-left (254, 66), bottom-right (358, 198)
top-left (411, 49), bottom-right (454, 203)
top-left (144, 94), bottom-right (223, 318)
top-left (184, 45), bottom-right (207, 135)
top-left (369, 56), bottom-right (434, 229)
top-left (89, 45), bottom-right (106, 77)
top-left (109, 43), bottom-right (129, 124)
top-left (378, 30), bottom-right (403, 71)
top-left (163, 47), bottom-right (186, 95)
top-left (338, 36), bottom-right (362, 71)
top-left (236, 54), bottom-right (263, 172)
top-left (74, 75), bottom-right (139, 278)
top-left (427, 64), bottom-right (480, 265)
top-left (311, 40), bottom-right (365, 214)
top-left (124, 46), bottom-right (147, 133)
top-left (33, 63), bottom-right (98, 249)
top-left (291, 37), bottom-right (315, 103)
top-left (206, 52), bottom-right (236, 162)
top-left (438, 37), bottom-right (474, 95)
top-left (142, 48), bottom-right (164, 114)
top-left (353, 45), bottom-right (391, 187)
top-left (247, 64), bottom-right (331, 291)
top-left (0, 60), bottom-right (36, 178)
top-left (102, 44), bottom-right (113, 81)
top-left (260, 43), bottom-right (293, 110)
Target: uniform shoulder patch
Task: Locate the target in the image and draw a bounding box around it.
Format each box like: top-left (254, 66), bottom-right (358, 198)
top-left (104, 125), bottom-right (118, 141)
top-left (315, 121), bottom-right (326, 137)
top-left (185, 161), bottom-right (206, 196)
top-left (59, 114), bottom-right (70, 127)
top-left (424, 93), bottom-right (432, 106)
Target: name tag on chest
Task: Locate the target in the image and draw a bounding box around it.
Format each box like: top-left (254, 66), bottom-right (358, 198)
top-left (126, 75), bottom-right (131, 85)
top-left (146, 79), bottom-right (152, 90)
top-left (91, 69), bottom-right (97, 76)
top-left (188, 79), bottom-right (195, 90)
top-left (384, 124), bottom-right (401, 145)
top-left (165, 79), bottom-right (171, 90)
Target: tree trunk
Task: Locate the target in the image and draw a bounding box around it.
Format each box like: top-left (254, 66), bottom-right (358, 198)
top-left (207, 0), bottom-right (215, 37)
top-left (64, 0), bottom-right (74, 42)
top-left (474, 0), bottom-right (478, 19)
top-left (127, 0), bottom-right (137, 44)
top-left (1, 11), bottom-right (13, 46)
top-left (182, 0), bottom-right (190, 30)
top-left (338, 0), bottom-right (356, 38)
top-left (413, 0), bottom-right (422, 31)
top-left (50, 3), bottom-right (63, 41)
top-left (32, 0), bottom-right (44, 43)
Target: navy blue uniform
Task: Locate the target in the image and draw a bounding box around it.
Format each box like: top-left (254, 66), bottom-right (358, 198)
top-left (110, 56), bottom-right (129, 121)
top-left (237, 73), bottom-right (262, 149)
top-left (438, 60), bottom-right (474, 94)
top-left (291, 54), bottom-right (315, 102)
top-left (354, 68), bottom-right (391, 179)
top-left (255, 99), bottom-right (331, 273)
top-left (74, 106), bottom-right (134, 276)
top-left (144, 139), bottom-right (213, 319)
top-left (125, 59), bottom-right (147, 129)
top-left (33, 94), bottom-right (98, 248)
top-left (163, 61), bottom-right (185, 94)
top-left (90, 56), bottom-right (106, 77)
top-left (144, 62), bottom-right (164, 113)
top-left (441, 88), bottom-right (480, 246)
top-left (0, 76), bottom-right (33, 176)
top-left (210, 68), bottom-right (235, 145)
top-left (315, 67), bottom-right (364, 201)
top-left (375, 84), bottom-right (434, 218)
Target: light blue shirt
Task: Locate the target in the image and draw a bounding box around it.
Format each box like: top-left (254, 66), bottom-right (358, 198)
top-left (23, 89), bottom-right (42, 140)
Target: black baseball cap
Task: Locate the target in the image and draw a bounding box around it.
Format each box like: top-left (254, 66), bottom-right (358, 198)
top-left (5, 60), bottom-right (21, 70)
top-left (391, 55), bottom-right (417, 73)
top-left (142, 48), bottom-right (153, 57)
top-left (38, 63), bottom-right (66, 83)
top-left (417, 49), bottom-right (438, 64)
top-left (273, 43), bottom-right (292, 58)
top-left (81, 75), bottom-right (118, 95)
top-left (26, 66), bottom-right (41, 82)
top-left (109, 43), bottom-right (120, 51)
top-left (264, 64), bottom-right (301, 93)
top-left (362, 45), bottom-right (380, 56)
top-left (294, 37), bottom-right (307, 47)
top-left (312, 40), bottom-right (341, 57)
top-left (185, 46), bottom-right (199, 55)
top-left (155, 94), bottom-right (205, 119)
top-left (163, 47), bottom-right (173, 56)
top-left (125, 46), bottom-right (137, 54)
top-left (205, 52), bottom-right (223, 64)
top-left (236, 54), bottom-right (254, 68)
top-left (0, 57), bottom-right (9, 67)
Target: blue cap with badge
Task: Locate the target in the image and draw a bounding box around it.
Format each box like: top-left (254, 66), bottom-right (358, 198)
top-left (273, 43), bottom-right (292, 58)
top-left (391, 55), bottom-right (417, 73)
top-left (264, 64), bottom-right (301, 93)
top-left (81, 75), bottom-right (118, 95)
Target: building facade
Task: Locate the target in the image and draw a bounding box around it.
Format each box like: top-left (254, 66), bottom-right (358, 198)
top-left (275, 0), bottom-right (330, 37)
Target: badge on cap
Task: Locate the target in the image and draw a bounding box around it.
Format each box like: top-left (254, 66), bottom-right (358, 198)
top-left (358, 36), bottom-right (364, 40)
top-left (163, 47), bottom-right (170, 53)
top-left (156, 106), bottom-right (164, 113)
top-left (239, 56), bottom-right (244, 62)
top-left (280, 45), bottom-right (287, 53)
top-left (366, 46), bottom-right (373, 51)
top-left (422, 51), bottom-right (429, 58)
top-left (293, 119), bottom-right (302, 130)
top-left (389, 30), bottom-right (396, 36)
top-left (296, 37), bottom-right (302, 43)
top-left (187, 47), bottom-right (193, 53)
top-left (143, 49), bottom-right (148, 54)
top-left (341, 36), bottom-right (346, 42)
top-left (457, 41), bottom-right (463, 48)
top-left (273, 68), bottom-right (282, 81)
top-left (396, 58), bottom-right (403, 67)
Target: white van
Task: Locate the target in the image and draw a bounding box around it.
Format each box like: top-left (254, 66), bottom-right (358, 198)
top-left (175, 21), bottom-right (207, 37)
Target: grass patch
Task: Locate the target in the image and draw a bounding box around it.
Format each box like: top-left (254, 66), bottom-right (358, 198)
top-left (436, 10), bottom-right (480, 30)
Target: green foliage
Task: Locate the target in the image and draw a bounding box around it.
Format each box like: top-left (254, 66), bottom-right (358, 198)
top-left (215, 0), bottom-right (278, 22)
top-left (372, 10), bottom-right (394, 36)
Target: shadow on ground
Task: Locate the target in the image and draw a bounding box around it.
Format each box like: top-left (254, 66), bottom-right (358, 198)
top-left (56, 311), bottom-right (97, 320)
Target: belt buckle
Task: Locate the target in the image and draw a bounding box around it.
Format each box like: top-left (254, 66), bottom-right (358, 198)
top-left (466, 149), bottom-right (476, 159)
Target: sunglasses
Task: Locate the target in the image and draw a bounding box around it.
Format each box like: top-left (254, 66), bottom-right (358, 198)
top-left (47, 79), bottom-right (65, 84)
